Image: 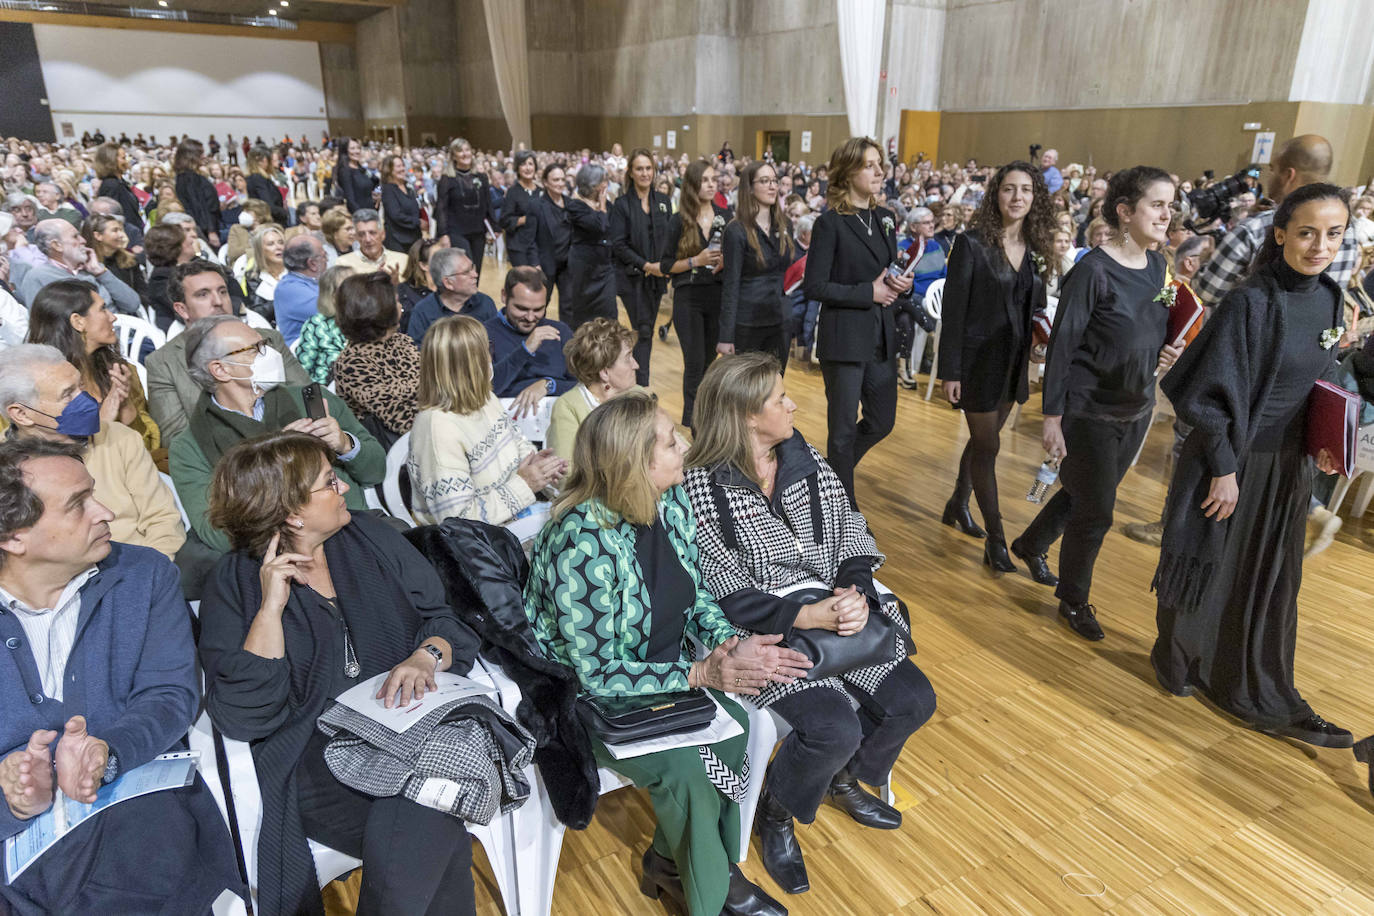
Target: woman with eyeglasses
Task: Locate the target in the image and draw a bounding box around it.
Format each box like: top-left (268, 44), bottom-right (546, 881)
top-left (718, 161), bottom-right (794, 369)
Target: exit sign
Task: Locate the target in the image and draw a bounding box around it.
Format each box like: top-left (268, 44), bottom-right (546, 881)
top-left (1242, 122), bottom-right (1262, 130)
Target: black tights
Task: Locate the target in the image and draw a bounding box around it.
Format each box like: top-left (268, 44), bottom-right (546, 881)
top-left (953, 402), bottom-right (1014, 541)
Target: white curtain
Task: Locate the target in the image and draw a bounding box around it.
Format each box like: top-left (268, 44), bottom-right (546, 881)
top-left (835, 0), bottom-right (886, 139)
top-left (482, 0), bottom-right (531, 148)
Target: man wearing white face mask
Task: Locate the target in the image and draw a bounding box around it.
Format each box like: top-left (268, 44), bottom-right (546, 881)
top-left (168, 316), bottom-right (385, 554)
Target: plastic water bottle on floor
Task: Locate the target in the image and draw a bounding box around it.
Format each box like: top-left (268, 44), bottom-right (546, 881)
top-left (1027, 457), bottom-right (1060, 503)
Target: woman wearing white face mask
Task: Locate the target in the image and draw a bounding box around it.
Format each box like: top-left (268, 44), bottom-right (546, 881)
top-left (169, 315), bottom-right (387, 555)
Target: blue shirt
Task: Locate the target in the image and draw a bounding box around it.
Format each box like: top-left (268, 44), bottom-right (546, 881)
top-left (1043, 165), bottom-right (1063, 194)
top-left (485, 311), bottom-right (575, 397)
top-left (405, 290), bottom-right (498, 346)
top-left (274, 271), bottom-right (320, 345)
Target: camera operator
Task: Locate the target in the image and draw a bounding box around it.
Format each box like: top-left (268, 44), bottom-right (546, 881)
top-left (1193, 134), bottom-right (1358, 308)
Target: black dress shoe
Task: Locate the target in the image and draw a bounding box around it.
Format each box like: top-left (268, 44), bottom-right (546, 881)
top-left (723, 865), bottom-right (788, 915)
top-left (1264, 713), bottom-right (1354, 749)
top-left (753, 789), bottom-right (808, 894)
top-left (658, 324), bottom-right (670, 341)
top-left (983, 537), bottom-right (1017, 574)
top-left (941, 497), bottom-right (986, 539)
top-left (639, 847), bottom-right (687, 911)
top-left (1149, 654), bottom-right (1194, 697)
top-left (1058, 601), bottom-right (1104, 641)
top-left (1354, 736), bottom-right (1374, 796)
top-left (1010, 538), bottom-right (1058, 586)
top-left (827, 768), bottom-right (901, 829)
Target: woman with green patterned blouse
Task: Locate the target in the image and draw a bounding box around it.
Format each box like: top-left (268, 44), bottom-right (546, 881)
top-left (295, 263), bottom-right (353, 383)
top-left (525, 391), bottom-right (807, 916)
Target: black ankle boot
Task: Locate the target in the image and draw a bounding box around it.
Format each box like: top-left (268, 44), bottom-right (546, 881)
top-left (638, 847), bottom-right (687, 911)
top-left (723, 864), bottom-right (788, 915)
top-left (983, 536), bottom-right (1017, 573)
top-left (942, 496), bottom-right (986, 538)
top-left (753, 788), bottom-right (808, 894)
top-left (827, 767), bottom-right (901, 829)
top-left (1010, 537), bottom-right (1058, 586)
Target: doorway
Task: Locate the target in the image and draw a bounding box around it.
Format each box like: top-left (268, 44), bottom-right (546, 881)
top-left (763, 131), bottom-right (791, 164)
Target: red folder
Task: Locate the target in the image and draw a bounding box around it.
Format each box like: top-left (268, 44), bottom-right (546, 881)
top-left (784, 254), bottom-right (807, 295)
top-left (1167, 282), bottom-right (1205, 348)
top-left (1306, 380), bottom-right (1360, 477)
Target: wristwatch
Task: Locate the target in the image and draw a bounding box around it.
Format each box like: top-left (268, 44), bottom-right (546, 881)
top-left (420, 644), bottom-right (443, 670)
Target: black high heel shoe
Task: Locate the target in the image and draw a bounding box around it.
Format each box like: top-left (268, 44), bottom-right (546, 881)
top-left (638, 847), bottom-right (687, 911)
top-left (1354, 736), bottom-right (1374, 797)
top-left (942, 498), bottom-right (986, 539)
top-left (983, 537), bottom-right (1017, 573)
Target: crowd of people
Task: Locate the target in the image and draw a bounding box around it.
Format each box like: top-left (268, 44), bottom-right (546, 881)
top-left (0, 124), bottom-right (1372, 916)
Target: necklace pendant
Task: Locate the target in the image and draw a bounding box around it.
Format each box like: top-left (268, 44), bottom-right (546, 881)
top-left (868, 225), bottom-right (873, 236)
top-left (344, 660), bottom-right (361, 678)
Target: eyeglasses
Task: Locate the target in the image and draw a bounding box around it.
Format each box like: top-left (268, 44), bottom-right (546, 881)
top-left (753, 177), bottom-right (779, 187)
top-left (223, 339), bottom-right (268, 359)
top-left (311, 472), bottom-right (345, 495)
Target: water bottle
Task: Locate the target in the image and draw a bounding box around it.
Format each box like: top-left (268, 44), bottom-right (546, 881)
top-left (1026, 457), bottom-right (1060, 503)
top-left (707, 228), bottom-right (722, 252)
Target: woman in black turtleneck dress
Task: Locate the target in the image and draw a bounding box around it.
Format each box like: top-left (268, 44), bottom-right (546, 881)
top-left (1153, 183), bottom-right (1353, 749)
top-left (435, 138), bottom-right (493, 279)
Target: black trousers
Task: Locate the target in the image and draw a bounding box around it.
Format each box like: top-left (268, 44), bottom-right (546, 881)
top-left (1018, 412), bottom-right (1152, 606)
top-left (735, 323), bottom-right (790, 375)
top-left (297, 740), bottom-right (476, 916)
top-left (766, 659), bottom-right (936, 822)
top-left (620, 278), bottom-right (663, 387)
top-left (819, 355), bottom-right (898, 508)
top-left (546, 260), bottom-right (574, 321)
top-left (673, 283), bottom-right (721, 428)
top-left (458, 231), bottom-right (488, 281)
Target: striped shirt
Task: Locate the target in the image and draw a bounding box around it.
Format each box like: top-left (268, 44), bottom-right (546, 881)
top-left (0, 567), bottom-right (98, 702)
top-left (1192, 209), bottom-right (1358, 307)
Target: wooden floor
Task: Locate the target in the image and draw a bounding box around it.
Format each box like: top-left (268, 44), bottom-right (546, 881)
top-left (464, 279), bottom-right (1374, 916)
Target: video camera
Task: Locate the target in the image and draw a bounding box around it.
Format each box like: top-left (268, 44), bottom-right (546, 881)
top-left (1187, 166), bottom-right (1261, 225)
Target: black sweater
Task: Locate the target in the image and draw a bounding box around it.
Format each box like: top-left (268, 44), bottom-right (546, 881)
top-left (658, 204), bottom-right (732, 288)
top-left (381, 182), bottom-right (422, 250)
top-left (175, 170), bottom-right (220, 240)
top-left (334, 162), bottom-right (377, 214)
top-left (435, 170), bottom-right (492, 240)
top-left (97, 175), bottom-right (145, 245)
top-left (246, 173), bottom-right (288, 226)
top-left (500, 183), bottom-right (540, 254)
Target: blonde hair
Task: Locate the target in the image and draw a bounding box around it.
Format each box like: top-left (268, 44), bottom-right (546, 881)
top-left (250, 223), bottom-right (285, 274)
top-left (417, 314), bottom-right (491, 415)
top-left (316, 264), bottom-right (355, 319)
top-left (554, 390), bottom-right (663, 526)
top-left (826, 137), bottom-right (882, 215)
top-left (684, 353), bottom-right (780, 487)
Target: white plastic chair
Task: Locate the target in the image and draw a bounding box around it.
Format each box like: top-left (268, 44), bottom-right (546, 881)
top-left (116, 314), bottom-right (166, 365)
top-left (381, 431), bottom-right (416, 527)
top-left (159, 472), bottom-right (191, 531)
top-left (920, 279), bottom-right (945, 401)
top-left (499, 396), bottom-right (557, 448)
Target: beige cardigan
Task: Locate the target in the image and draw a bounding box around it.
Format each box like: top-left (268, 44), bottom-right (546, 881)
top-left (407, 395), bottom-right (536, 526)
top-left (86, 421), bottom-right (186, 559)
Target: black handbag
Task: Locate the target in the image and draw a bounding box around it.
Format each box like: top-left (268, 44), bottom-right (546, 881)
top-left (782, 586), bottom-right (915, 681)
top-left (577, 688), bottom-right (716, 745)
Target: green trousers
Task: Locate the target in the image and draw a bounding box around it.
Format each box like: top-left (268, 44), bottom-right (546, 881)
top-left (591, 690), bottom-right (750, 916)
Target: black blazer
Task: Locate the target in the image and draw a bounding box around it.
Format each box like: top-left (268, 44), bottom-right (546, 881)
top-left (802, 206), bottom-right (902, 363)
top-left (175, 170), bottom-right (220, 240)
top-left (334, 162), bottom-right (377, 214)
top-left (97, 175), bottom-right (145, 245)
top-left (380, 182), bottom-right (422, 251)
top-left (434, 170), bottom-right (492, 240)
top-left (534, 190), bottom-right (573, 280)
top-left (720, 219), bottom-right (792, 341)
top-left (609, 188), bottom-right (672, 297)
top-left (245, 173), bottom-right (288, 226)
top-left (939, 230), bottom-right (1046, 405)
top-left (500, 183), bottom-right (540, 255)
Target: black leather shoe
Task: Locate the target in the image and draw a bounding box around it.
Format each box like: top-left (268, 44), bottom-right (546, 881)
top-left (658, 324), bottom-right (669, 341)
top-left (639, 847), bottom-right (687, 911)
top-left (1354, 736), bottom-right (1374, 797)
top-left (1058, 601), bottom-right (1104, 641)
top-left (753, 789), bottom-right (808, 894)
top-left (1264, 713), bottom-right (1354, 748)
top-left (827, 768), bottom-right (901, 829)
top-left (1010, 538), bottom-right (1058, 586)
top-left (983, 537), bottom-right (1017, 574)
top-left (1150, 654), bottom-right (1194, 697)
top-left (941, 497), bottom-right (986, 538)
top-left (724, 865), bottom-right (788, 915)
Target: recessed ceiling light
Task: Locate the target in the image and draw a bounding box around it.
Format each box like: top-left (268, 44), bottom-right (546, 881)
top-left (280, 0), bottom-right (289, 6)
top-left (267, 7), bottom-right (277, 13)
top-left (157, 0), bottom-right (168, 5)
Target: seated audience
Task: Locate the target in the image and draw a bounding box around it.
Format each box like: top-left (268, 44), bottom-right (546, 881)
top-left (146, 260), bottom-right (309, 440)
top-left (683, 354), bottom-right (936, 895)
top-left (241, 223), bottom-right (287, 322)
top-left (333, 270), bottom-right (421, 446)
top-left (296, 263), bottom-right (354, 384)
top-left (143, 221), bottom-right (199, 330)
top-left (524, 391), bottom-right (801, 916)
top-left (405, 246), bottom-right (497, 345)
top-left (0, 437), bottom-right (243, 914)
top-left (486, 266), bottom-right (576, 407)
top-left (81, 212), bottom-right (146, 302)
top-left (546, 317), bottom-right (639, 461)
top-left (321, 207), bottom-right (356, 266)
top-left (198, 431), bottom-right (482, 916)
top-left (25, 279), bottom-right (161, 457)
top-left (226, 198), bottom-right (271, 269)
top-left (17, 219), bottom-right (140, 315)
top-left (170, 314), bottom-right (383, 552)
top-left (398, 237), bottom-right (445, 329)
top-left (274, 234), bottom-right (327, 345)
top-left (336, 208), bottom-right (407, 275)
top-left (408, 314), bottom-right (565, 526)
top-left (0, 345), bottom-right (184, 558)
top-left (33, 180), bottom-right (81, 227)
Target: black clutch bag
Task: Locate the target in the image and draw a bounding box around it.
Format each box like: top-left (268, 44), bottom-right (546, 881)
top-left (577, 688), bottom-right (716, 745)
top-left (782, 586), bottom-right (915, 681)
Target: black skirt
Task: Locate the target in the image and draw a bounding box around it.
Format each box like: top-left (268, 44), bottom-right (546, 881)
top-left (1153, 432), bottom-right (1314, 728)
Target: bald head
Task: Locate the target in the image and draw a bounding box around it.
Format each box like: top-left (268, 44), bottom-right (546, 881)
top-left (1270, 134), bottom-right (1334, 202)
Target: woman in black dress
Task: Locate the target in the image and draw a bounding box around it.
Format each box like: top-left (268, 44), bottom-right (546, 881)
top-left (719, 160), bottom-right (794, 370)
top-left (93, 142), bottom-right (144, 248)
top-left (173, 139), bottom-right (221, 250)
top-left (534, 162), bottom-right (574, 312)
top-left (565, 163), bottom-right (616, 332)
top-left (611, 148), bottom-right (672, 387)
top-left (501, 150), bottom-right (541, 267)
top-left (1153, 183), bottom-right (1352, 747)
top-left (937, 161), bottom-right (1054, 569)
top-left (245, 145), bottom-right (289, 227)
top-left (435, 138), bottom-right (493, 277)
top-left (659, 159), bottom-right (729, 428)
top-left (801, 137), bottom-right (914, 508)
top-left (380, 154), bottom-right (422, 253)
top-left (1015, 166), bottom-right (1182, 640)
top-left (332, 137), bottom-right (377, 215)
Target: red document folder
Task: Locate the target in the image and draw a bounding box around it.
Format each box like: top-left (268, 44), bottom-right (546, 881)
top-left (784, 254), bottom-right (807, 295)
top-left (1306, 379), bottom-right (1360, 477)
top-left (1167, 283), bottom-right (1205, 348)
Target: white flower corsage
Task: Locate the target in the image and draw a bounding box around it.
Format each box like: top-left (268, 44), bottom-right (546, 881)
top-left (1320, 326), bottom-right (1346, 350)
top-left (1153, 285), bottom-right (1177, 307)
top-left (881, 215), bottom-right (895, 234)
top-left (1031, 252), bottom-right (1047, 274)
top-left (711, 214), bottom-right (726, 229)
top-left (658, 202), bottom-right (667, 212)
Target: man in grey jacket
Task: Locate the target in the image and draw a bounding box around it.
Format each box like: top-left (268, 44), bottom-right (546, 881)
top-left (16, 219), bottom-right (141, 314)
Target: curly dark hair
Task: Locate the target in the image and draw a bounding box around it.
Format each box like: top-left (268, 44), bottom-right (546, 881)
top-left (1102, 165), bottom-right (1174, 230)
top-left (967, 160), bottom-right (1057, 268)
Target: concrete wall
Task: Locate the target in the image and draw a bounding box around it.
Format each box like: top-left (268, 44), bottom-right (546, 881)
top-left (355, 8), bottom-right (407, 133)
top-left (318, 41), bottom-right (362, 137)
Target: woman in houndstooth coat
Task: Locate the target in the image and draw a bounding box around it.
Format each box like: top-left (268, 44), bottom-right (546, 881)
top-left (683, 353), bottom-right (937, 898)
